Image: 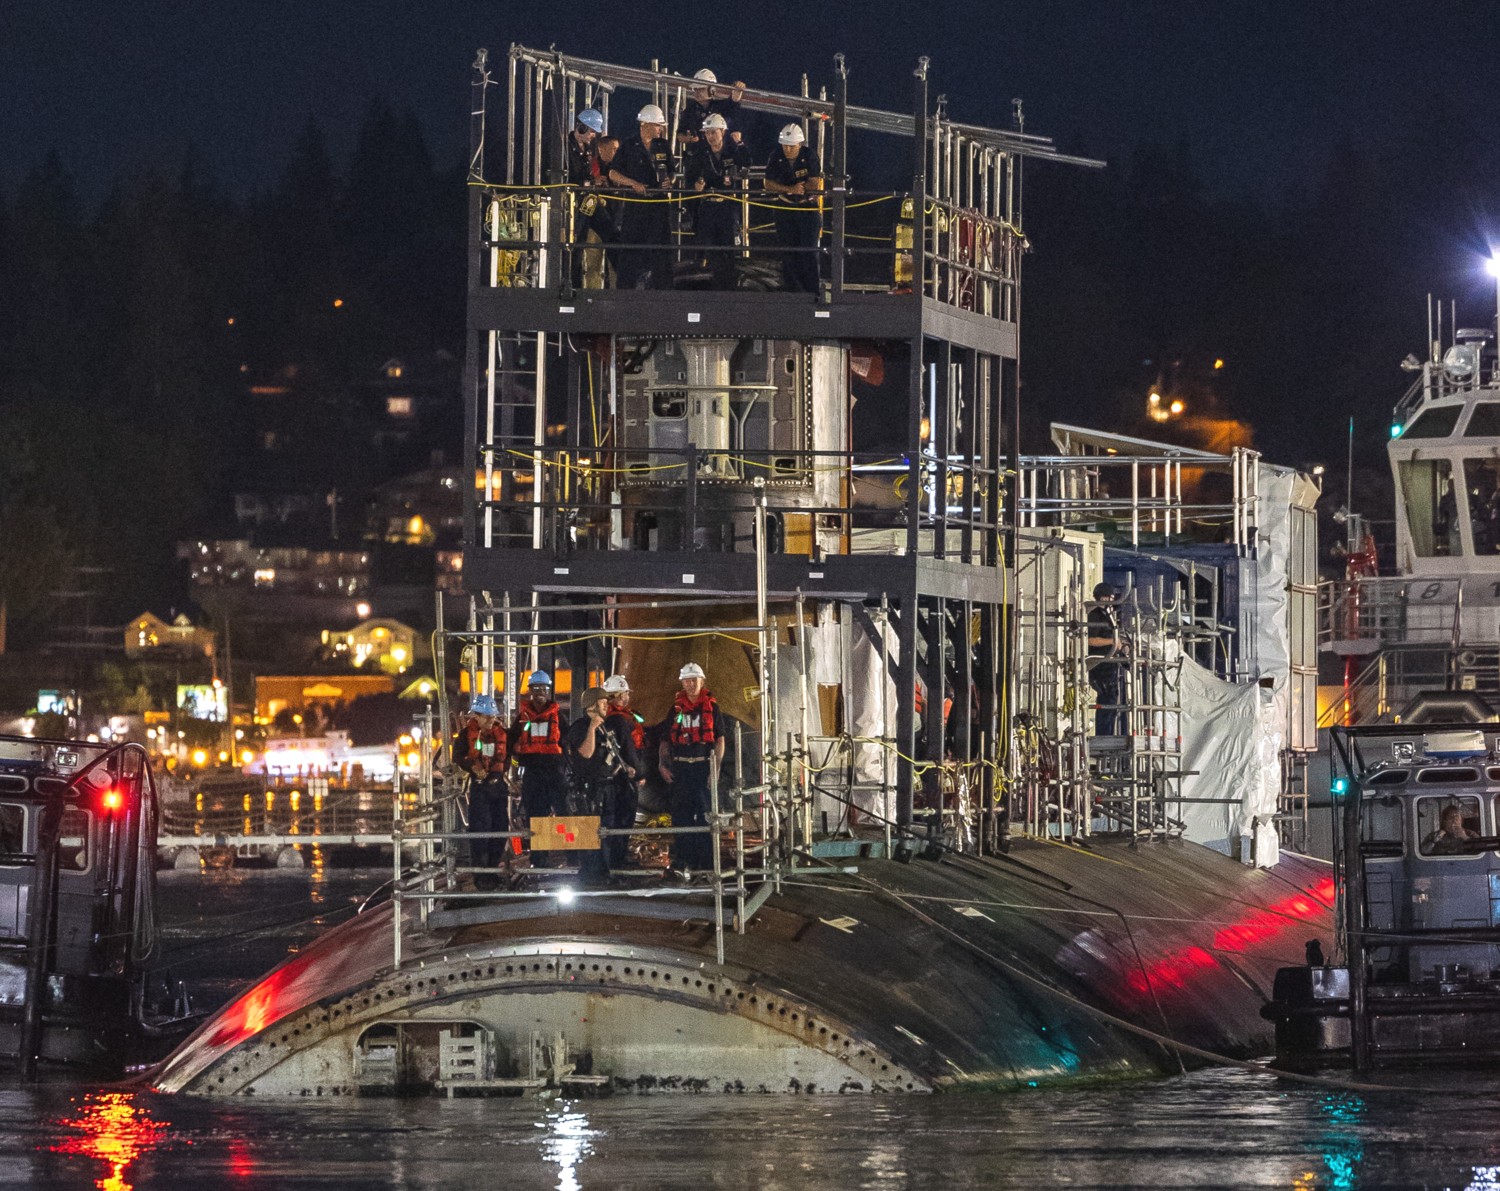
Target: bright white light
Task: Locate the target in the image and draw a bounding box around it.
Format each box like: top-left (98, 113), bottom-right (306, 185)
top-left (1487, 256), bottom-right (1500, 278)
top-left (556, 887), bottom-right (576, 907)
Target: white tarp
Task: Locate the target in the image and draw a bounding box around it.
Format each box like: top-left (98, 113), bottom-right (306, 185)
top-left (1177, 657), bottom-right (1281, 866)
top-left (848, 616), bottom-right (896, 819)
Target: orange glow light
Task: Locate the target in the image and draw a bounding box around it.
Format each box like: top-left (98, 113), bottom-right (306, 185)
top-left (102, 789), bottom-right (124, 812)
top-left (50, 1091), bottom-right (169, 1191)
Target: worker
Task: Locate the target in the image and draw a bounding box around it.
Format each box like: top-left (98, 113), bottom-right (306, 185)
top-left (452, 693), bottom-right (510, 891)
top-left (678, 68), bottom-right (746, 147)
top-left (1087, 582), bottom-right (1128, 736)
top-left (563, 686), bottom-right (627, 885)
top-left (566, 109), bottom-right (618, 288)
top-left (601, 675), bottom-right (645, 871)
top-left (685, 113), bottom-right (750, 289)
top-left (763, 123), bottom-right (823, 294)
top-left (658, 662), bottom-right (725, 876)
top-left (510, 670), bottom-right (567, 867)
top-left (609, 104), bottom-right (677, 290)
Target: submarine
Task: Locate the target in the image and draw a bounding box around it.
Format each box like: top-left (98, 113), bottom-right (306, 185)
top-left (152, 44), bottom-right (1336, 1095)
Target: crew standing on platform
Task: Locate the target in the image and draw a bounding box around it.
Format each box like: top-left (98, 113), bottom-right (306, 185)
top-left (563, 687), bottom-right (626, 886)
top-left (609, 104), bottom-right (677, 290)
top-left (510, 671), bottom-right (567, 867)
top-left (566, 109), bottom-right (618, 288)
top-left (763, 124), bottom-right (823, 294)
top-left (678, 69), bottom-right (746, 147)
top-left (658, 662), bottom-right (725, 876)
top-left (1087, 582), bottom-right (1128, 737)
top-left (685, 114), bottom-right (750, 289)
top-left (453, 693), bottom-right (510, 891)
top-left (601, 675), bottom-right (645, 871)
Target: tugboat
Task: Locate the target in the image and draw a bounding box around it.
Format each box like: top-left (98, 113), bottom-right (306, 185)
top-left (0, 733), bottom-right (176, 1074)
top-left (1270, 272), bottom-right (1500, 1069)
top-left (150, 45), bottom-right (1337, 1096)
top-left (1267, 722), bottom-right (1500, 1069)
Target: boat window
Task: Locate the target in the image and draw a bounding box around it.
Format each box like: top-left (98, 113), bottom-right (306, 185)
top-left (1466, 403), bottom-right (1500, 438)
top-left (1363, 799), bottom-right (1404, 847)
top-left (1463, 458), bottom-right (1500, 555)
top-left (1414, 767), bottom-right (1480, 783)
top-left (1398, 459), bottom-right (1459, 557)
top-left (0, 804), bottom-right (25, 863)
top-left (1417, 795), bottom-right (1483, 857)
top-left (57, 809), bottom-right (88, 873)
top-left (1403, 407), bottom-right (1463, 439)
top-left (1368, 770), bottom-right (1409, 786)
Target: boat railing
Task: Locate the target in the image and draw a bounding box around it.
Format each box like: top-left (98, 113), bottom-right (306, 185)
top-left (1392, 359), bottom-right (1500, 426)
top-left (1318, 575), bottom-right (1462, 653)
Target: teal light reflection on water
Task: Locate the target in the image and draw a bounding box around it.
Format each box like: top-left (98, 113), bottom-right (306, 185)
top-left (1317, 1092), bottom-right (1366, 1191)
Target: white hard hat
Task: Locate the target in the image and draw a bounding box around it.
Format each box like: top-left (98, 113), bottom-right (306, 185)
top-left (701, 113), bottom-right (728, 132)
top-left (778, 123), bottom-right (806, 146)
top-left (693, 68), bottom-right (717, 84)
top-left (603, 675), bottom-right (631, 694)
top-left (526, 670), bottom-right (553, 688)
top-left (637, 104), bottom-right (667, 124)
top-left (679, 662), bottom-right (706, 680)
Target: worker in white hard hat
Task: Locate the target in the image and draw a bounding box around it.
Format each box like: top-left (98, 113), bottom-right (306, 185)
top-left (658, 661), bottom-right (725, 875)
top-left (601, 676), bottom-right (646, 871)
top-left (509, 670), bottom-right (567, 867)
top-left (608, 104), bottom-right (677, 289)
top-left (763, 122), bottom-right (824, 294)
top-left (679, 67), bottom-right (747, 148)
top-left (685, 112), bottom-right (751, 289)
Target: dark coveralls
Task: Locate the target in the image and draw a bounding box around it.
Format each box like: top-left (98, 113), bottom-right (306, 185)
top-left (511, 701), bottom-right (568, 867)
top-left (764, 146), bottom-right (823, 293)
top-left (679, 96), bottom-right (744, 143)
top-left (453, 721), bottom-right (510, 871)
top-left (567, 132), bottom-right (618, 285)
top-left (563, 715), bottom-right (627, 885)
top-left (663, 691), bottom-right (721, 872)
top-left (612, 133), bottom-right (677, 290)
top-left (602, 709), bottom-right (645, 869)
top-left (685, 138), bottom-right (751, 289)
top-left (1087, 601), bottom-right (1127, 736)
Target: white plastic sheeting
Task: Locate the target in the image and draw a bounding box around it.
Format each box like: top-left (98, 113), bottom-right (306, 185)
top-left (1177, 657), bottom-right (1281, 866)
top-left (848, 615), bottom-right (896, 820)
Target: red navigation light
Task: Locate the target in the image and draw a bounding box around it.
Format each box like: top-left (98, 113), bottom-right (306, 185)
top-left (101, 788), bottom-right (124, 812)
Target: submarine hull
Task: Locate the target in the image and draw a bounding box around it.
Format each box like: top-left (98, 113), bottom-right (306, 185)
top-left (152, 840), bottom-right (1335, 1096)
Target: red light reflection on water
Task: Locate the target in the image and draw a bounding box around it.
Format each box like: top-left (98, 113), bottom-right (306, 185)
top-left (49, 1091), bottom-right (170, 1191)
top-left (1124, 876), bottom-right (1336, 996)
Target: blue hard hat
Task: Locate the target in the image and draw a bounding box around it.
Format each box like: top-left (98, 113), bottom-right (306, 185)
top-left (577, 109), bottom-right (605, 134)
top-left (527, 670), bottom-right (553, 689)
top-left (469, 693), bottom-right (499, 717)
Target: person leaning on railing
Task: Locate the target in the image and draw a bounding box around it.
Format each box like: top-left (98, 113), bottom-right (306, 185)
top-left (763, 124), bottom-right (823, 294)
top-left (609, 104), bottom-right (677, 290)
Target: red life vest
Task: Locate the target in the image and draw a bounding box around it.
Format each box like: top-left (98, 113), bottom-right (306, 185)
top-left (513, 702), bottom-right (563, 756)
top-left (670, 689), bottom-right (717, 748)
top-left (629, 711), bottom-right (646, 752)
top-left (459, 722), bottom-right (508, 775)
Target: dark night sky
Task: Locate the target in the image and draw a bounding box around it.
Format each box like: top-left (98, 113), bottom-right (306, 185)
top-left (7, 1), bottom-right (1500, 208)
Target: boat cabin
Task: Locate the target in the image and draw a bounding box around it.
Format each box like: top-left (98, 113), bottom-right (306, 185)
top-left (0, 734), bottom-right (160, 1070)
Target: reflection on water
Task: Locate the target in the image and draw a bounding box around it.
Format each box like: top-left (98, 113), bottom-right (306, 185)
top-left (8, 1069), bottom-right (1500, 1189)
top-left (49, 1092), bottom-right (169, 1191)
